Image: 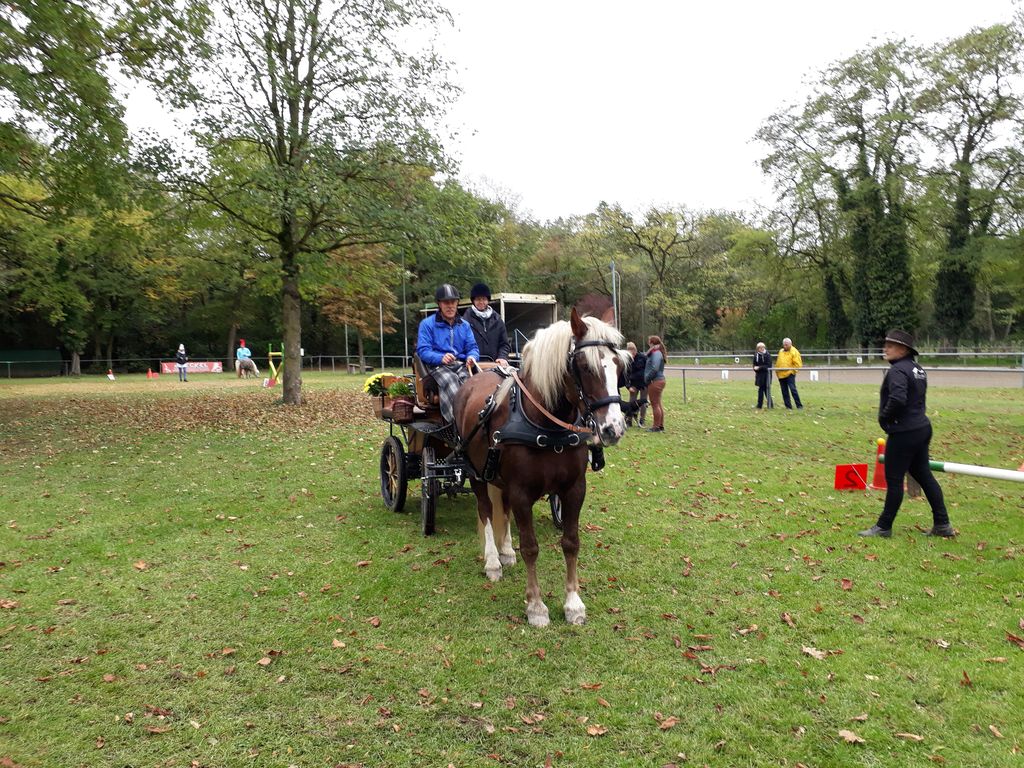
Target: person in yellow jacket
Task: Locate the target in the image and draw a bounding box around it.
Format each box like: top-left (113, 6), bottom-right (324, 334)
top-left (775, 337), bottom-right (803, 409)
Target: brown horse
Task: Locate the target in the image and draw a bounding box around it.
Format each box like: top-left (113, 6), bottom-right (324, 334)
top-left (453, 308), bottom-right (628, 626)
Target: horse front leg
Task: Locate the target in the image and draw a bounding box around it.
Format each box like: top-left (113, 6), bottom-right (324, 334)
top-left (472, 480), bottom-right (502, 581)
top-left (560, 480), bottom-right (587, 625)
top-left (511, 492), bottom-right (548, 627)
top-left (488, 484), bottom-right (516, 568)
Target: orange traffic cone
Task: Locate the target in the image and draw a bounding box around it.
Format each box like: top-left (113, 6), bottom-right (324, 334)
top-left (869, 438), bottom-right (887, 490)
top-left (146, 368), bottom-right (153, 379)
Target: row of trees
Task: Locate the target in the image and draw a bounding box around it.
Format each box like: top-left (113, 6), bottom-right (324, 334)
top-left (2, 1), bottom-right (1023, 404)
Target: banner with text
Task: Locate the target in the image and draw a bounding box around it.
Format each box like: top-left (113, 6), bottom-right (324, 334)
top-left (160, 361), bottom-right (224, 374)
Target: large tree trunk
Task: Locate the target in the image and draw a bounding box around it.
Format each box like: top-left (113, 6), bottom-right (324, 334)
top-left (280, 225), bottom-right (303, 404)
top-left (357, 332), bottom-right (366, 373)
top-left (70, 351), bottom-right (81, 376)
top-left (226, 321), bottom-right (238, 372)
top-left (105, 336), bottom-right (114, 372)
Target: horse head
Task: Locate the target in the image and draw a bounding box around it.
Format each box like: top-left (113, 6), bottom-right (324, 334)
top-left (567, 307), bottom-right (628, 446)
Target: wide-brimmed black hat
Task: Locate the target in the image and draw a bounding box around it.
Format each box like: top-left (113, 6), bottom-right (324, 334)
top-left (884, 329), bottom-right (918, 356)
top-left (470, 282), bottom-right (491, 300)
top-left (435, 283), bottom-right (460, 302)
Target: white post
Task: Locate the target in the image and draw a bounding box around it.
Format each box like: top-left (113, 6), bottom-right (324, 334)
top-left (379, 302), bottom-right (385, 370)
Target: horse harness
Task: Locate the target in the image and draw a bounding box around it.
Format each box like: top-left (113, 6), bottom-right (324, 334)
top-left (457, 339), bottom-right (622, 480)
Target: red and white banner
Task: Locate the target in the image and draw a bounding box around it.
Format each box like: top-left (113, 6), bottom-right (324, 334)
top-left (160, 361), bottom-right (224, 374)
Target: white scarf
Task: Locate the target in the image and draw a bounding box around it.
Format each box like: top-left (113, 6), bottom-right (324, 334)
top-left (469, 305), bottom-right (493, 321)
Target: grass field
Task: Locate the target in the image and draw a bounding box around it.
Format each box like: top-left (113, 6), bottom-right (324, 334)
top-left (1, 373), bottom-right (1022, 768)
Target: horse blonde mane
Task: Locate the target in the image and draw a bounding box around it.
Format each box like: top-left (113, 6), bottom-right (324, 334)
top-left (521, 315), bottom-right (628, 409)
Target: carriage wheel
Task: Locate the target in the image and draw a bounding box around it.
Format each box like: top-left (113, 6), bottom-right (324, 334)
top-left (420, 445), bottom-right (437, 536)
top-left (379, 436), bottom-right (408, 512)
top-left (549, 494), bottom-right (563, 530)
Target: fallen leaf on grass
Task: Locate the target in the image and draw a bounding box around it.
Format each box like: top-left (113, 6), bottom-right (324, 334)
top-left (983, 657), bottom-right (1007, 663)
top-left (850, 713), bottom-right (869, 722)
top-left (0, 599), bottom-right (18, 610)
top-left (838, 729), bottom-right (864, 744)
top-left (990, 725), bottom-right (1004, 739)
top-left (133, 561), bottom-right (148, 571)
top-left (840, 579), bottom-right (853, 591)
top-left (1007, 632), bottom-right (1024, 650)
top-left (896, 732), bottom-right (924, 742)
top-left (781, 612), bottom-right (796, 628)
top-left (960, 671), bottom-right (972, 687)
top-left (366, 616), bottom-right (381, 628)
top-left (658, 715), bottom-right (679, 730)
top-left (257, 657), bottom-right (273, 667)
top-left (802, 646), bottom-right (827, 660)
top-left (356, 560), bottom-right (372, 568)
top-left (94, 736), bottom-right (104, 748)
top-left (144, 726), bottom-right (171, 735)
top-left (586, 724), bottom-right (608, 736)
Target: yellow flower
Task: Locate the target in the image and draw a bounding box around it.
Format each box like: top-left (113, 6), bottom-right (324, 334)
top-left (363, 372), bottom-right (393, 396)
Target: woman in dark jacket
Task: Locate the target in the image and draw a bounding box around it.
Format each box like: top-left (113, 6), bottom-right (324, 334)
top-left (625, 341), bottom-right (647, 426)
top-left (463, 283), bottom-right (510, 364)
top-left (753, 342), bottom-right (771, 409)
top-left (858, 329), bottom-right (953, 538)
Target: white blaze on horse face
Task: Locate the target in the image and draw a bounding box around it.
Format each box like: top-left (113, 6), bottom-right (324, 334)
top-left (595, 353), bottom-right (626, 445)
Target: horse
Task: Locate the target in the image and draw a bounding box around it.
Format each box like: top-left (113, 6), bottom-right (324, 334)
top-left (453, 307), bottom-right (629, 626)
top-left (237, 358), bottom-right (259, 379)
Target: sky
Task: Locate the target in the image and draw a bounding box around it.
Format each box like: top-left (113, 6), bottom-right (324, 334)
top-left (437, 0), bottom-right (1019, 221)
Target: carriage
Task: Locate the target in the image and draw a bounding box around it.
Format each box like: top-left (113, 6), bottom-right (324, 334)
top-left (379, 294), bottom-right (564, 536)
top-left (376, 357), bottom-right (566, 536)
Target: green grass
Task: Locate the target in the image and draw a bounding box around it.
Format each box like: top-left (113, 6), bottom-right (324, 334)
top-left (1, 373), bottom-right (1023, 767)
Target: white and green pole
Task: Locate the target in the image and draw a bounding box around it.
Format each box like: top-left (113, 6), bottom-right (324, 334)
top-left (881, 455), bottom-right (1024, 483)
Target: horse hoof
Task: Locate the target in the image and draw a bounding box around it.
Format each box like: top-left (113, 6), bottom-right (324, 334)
top-left (527, 605), bottom-right (550, 627)
top-left (498, 552), bottom-right (516, 568)
top-left (565, 610), bottom-right (587, 625)
top-left (485, 566), bottom-right (503, 582)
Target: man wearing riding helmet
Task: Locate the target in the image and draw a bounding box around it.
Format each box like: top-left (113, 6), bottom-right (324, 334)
top-left (416, 283), bottom-right (479, 423)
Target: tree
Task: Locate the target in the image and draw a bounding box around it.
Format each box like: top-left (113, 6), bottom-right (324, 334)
top-left (160, 0), bottom-right (454, 404)
top-left (918, 24), bottom-right (1024, 345)
top-left (759, 40), bottom-right (921, 347)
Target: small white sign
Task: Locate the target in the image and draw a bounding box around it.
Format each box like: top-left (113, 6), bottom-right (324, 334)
top-left (721, 369), bottom-right (729, 380)
top-left (856, 356), bottom-right (863, 365)
top-left (695, 357), bottom-right (700, 365)
top-left (734, 357), bottom-right (740, 364)
top-left (809, 370), bottom-right (819, 381)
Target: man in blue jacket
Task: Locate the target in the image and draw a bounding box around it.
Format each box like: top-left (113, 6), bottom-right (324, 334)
top-left (416, 283), bottom-right (479, 422)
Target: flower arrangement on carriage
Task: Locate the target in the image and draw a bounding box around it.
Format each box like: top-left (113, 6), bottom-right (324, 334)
top-left (363, 372), bottom-right (415, 421)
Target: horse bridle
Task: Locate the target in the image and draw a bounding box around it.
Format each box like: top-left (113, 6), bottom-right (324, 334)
top-left (568, 339), bottom-right (622, 426)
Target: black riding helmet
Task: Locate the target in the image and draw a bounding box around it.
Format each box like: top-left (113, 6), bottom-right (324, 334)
top-left (435, 283), bottom-right (460, 302)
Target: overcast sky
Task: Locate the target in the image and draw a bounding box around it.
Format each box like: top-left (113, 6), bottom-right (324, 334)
top-left (439, 0), bottom-right (1019, 221)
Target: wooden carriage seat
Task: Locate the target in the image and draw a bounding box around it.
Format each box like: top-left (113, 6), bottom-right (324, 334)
top-left (412, 354), bottom-right (440, 410)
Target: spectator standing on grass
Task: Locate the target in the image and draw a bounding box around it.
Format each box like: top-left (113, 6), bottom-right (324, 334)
top-left (625, 341), bottom-right (647, 427)
top-left (753, 341), bottom-right (772, 409)
top-left (175, 344), bottom-right (188, 382)
top-left (644, 335), bottom-right (667, 432)
top-left (858, 329), bottom-right (954, 539)
top-left (775, 337), bottom-right (803, 409)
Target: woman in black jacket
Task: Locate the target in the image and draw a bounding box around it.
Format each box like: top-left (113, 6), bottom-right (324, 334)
top-left (753, 342), bottom-right (771, 409)
top-left (625, 341), bottom-right (647, 426)
top-left (463, 283), bottom-right (510, 365)
top-left (858, 329), bottom-right (953, 538)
